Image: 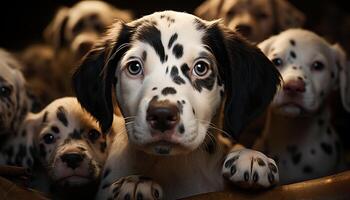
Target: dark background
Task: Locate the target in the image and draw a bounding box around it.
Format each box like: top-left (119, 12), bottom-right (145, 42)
top-left (1, 0), bottom-right (350, 51)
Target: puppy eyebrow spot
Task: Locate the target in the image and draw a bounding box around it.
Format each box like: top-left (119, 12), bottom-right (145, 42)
top-left (161, 87), bottom-right (177, 95)
top-left (290, 39), bottom-right (296, 46)
top-left (168, 33), bottom-right (178, 49)
top-left (172, 44), bottom-right (183, 59)
top-left (56, 106), bottom-right (68, 127)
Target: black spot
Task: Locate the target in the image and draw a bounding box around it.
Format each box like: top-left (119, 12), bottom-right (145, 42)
top-left (152, 87), bottom-right (157, 91)
top-left (181, 100), bottom-right (185, 104)
top-left (297, 76), bottom-right (303, 81)
top-left (320, 142), bottom-right (333, 155)
top-left (290, 39), bottom-right (296, 46)
top-left (193, 72), bottom-right (216, 92)
top-left (51, 126), bottom-right (60, 134)
top-left (244, 171), bottom-right (249, 181)
top-left (290, 51), bottom-right (296, 59)
top-left (178, 124), bottom-right (185, 134)
top-left (142, 51), bottom-right (147, 61)
top-left (180, 63), bottom-right (190, 81)
top-left (69, 129), bottom-right (82, 139)
top-left (177, 100), bottom-right (183, 114)
top-left (292, 66), bottom-right (297, 70)
top-left (268, 163), bottom-right (278, 173)
top-left (42, 111), bottom-right (48, 123)
top-left (170, 66), bottom-right (185, 85)
top-left (100, 142), bottom-right (107, 152)
top-left (224, 155), bottom-right (239, 168)
top-left (136, 25), bottom-right (165, 63)
top-left (161, 87), bottom-right (177, 95)
top-left (103, 168), bottom-right (111, 178)
top-left (165, 55), bottom-right (168, 62)
top-left (168, 33), bottom-right (178, 49)
top-left (166, 66), bottom-right (169, 74)
top-left (39, 143), bottom-right (46, 158)
top-left (303, 165), bottom-right (313, 173)
top-left (56, 106), bottom-right (68, 127)
top-left (172, 44), bottom-right (183, 58)
top-left (253, 172), bottom-right (259, 182)
top-left (192, 107), bottom-right (195, 115)
top-left (256, 158), bottom-right (266, 166)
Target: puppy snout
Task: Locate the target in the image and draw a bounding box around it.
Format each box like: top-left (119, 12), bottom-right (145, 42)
top-left (235, 24), bottom-right (252, 37)
top-left (60, 153), bottom-right (85, 169)
top-left (283, 79), bottom-right (306, 93)
top-left (146, 103), bottom-right (180, 132)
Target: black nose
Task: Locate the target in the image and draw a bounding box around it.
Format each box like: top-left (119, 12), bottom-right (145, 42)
top-left (146, 102), bottom-right (180, 132)
top-left (235, 24), bottom-right (252, 37)
top-left (61, 153), bottom-right (84, 169)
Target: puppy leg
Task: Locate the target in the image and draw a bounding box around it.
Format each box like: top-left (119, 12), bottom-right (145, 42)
top-left (222, 148), bottom-right (279, 188)
top-left (107, 175), bottom-right (163, 200)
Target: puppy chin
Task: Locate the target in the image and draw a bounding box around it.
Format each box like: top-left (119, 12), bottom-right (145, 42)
top-left (273, 104), bottom-right (303, 117)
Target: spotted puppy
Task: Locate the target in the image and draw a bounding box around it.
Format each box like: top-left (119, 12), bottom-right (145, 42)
top-left (73, 11), bottom-right (281, 199)
top-left (195, 0), bottom-right (305, 43)
top-left (1, 97), bottom-right (117, 199)
top-left (45, 0), bottom-right (133, 60)
top-left (0, 49), bottom-right (31, 152)
top-left (254, 29), bottom-right (349, 184)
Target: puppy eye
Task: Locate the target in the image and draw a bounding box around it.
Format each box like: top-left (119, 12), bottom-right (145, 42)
top-left (0, 86), bottom-right (12, 97)
top-left (73, 20), bottom-right (84, 35)
top-left (43, 133), bottom-right (55, 144)
top-left (272, 58), bottom-right (283, 67)
top-left (193, 60), bottom-right (209, 77)
top-left (256, 12), bottom-right (268, 20)
top-left (127, 60), bottom-right (143, 76)
top-left (311, 61), bottom-right (325, 71)
top-left (88, 129), bottom-right (101, 141)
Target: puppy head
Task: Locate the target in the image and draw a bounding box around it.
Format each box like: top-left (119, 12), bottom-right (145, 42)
top-left (0, 49), bottom-right (30, 135)
top-left (259, 29), bottom-right (349, 117)
top-left (44, 1), bottom-right (133, 59)
top-left (73, 11), bottom-right (280, 156)
top-left (28, 97), bottom-right (108, 187)
top-left (195, 0), bottom-right (305, 42)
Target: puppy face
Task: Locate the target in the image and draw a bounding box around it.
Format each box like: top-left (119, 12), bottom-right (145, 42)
top-left (31, 97), bottom-right (108, 187)
top-left (0, 49), bottom-right (29, 134)
top-left (195, 0), bottom-right (305, 42)
top-left (45, 1), bottom-right (133, 59)
top-left (73, 11), bottom-right (280, 156)
top-left (259, 29), bottom-right (349, 117)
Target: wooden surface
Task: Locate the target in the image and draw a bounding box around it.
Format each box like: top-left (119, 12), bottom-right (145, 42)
top-left (184, 170), bottom-right (350, 200)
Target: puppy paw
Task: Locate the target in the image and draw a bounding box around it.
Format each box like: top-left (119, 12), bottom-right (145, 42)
top-left (108, 175), bottom-right (163, 200)
top-left (222, 149), bottom-right (279, 188)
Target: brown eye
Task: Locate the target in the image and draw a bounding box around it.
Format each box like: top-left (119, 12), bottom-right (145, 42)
top-left (272, 58), bottom-right (283, 67)
top-left (193, 61), bottom-right (209, 77)
top-left (43, 133), bottom-right (55, 144)
top-left (311, 61), bottom-right (324, 71)
top-left (127, 60), bottom-right (143, 76)
top-left (88, 129), bottom-right (101, 141)
top-left (0, 86), bottom-right (12, 97)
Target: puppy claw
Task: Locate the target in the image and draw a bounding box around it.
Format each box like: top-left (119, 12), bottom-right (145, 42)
top-left (222, 149), bottom-right (279, 188)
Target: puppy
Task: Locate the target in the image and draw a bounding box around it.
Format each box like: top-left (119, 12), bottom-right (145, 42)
top-left (0, 49), bottom-right (31, 143)
top-left (44, 0), bottom-right (133, 60)
top-left (73, 11), bottom-right (281, 199)
top-left (254, 29), bottom-right (349, 184)
top-left (195, 0), bottom-right (305, 42)
top-left (1, 97), bottom-right (119, 199)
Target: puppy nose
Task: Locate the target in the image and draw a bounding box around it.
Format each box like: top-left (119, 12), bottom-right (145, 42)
top-left (283, 79), bottom-right (306, 93)
top-left (235, 24), bottom-right (252, 37)
top-left (146, 103), bottom-right (180, 132)
top-left (61, 153), bottom-right (84, 169)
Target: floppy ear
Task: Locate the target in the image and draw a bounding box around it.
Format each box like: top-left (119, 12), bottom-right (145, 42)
top-left (44, 7), bottom-right (69, 49)
top-left (273, 0), bottom-right (305, 31)
top-left (203, 22), bottom-right (281, 139)
top-left (72, 22), bottom-right (133, 133)
top-left (332, 44), bottom-right (350, 112)
top-left (257, 35), bottom-right (277, 55)
top-left (194, 0), bottom-right (224, 20)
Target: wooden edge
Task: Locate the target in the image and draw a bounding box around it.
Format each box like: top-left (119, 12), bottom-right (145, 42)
top-left (183, 170), bottom-right (350, 200)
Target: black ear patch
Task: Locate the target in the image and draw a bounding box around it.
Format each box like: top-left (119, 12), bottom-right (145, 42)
top-left (203, 23), bottom-right (281, 139)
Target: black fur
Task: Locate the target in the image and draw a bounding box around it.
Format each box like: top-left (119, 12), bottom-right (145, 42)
top-left (57, 106), bottom-right (68, 127)
top-left (172, 44), bottom-right (183, 58)
top-left (170, 66), bottom-right (186, 85)
top-left (202, 22), bottom-right (281, 139)
top-left (168, 33), bottom-right (178, 49)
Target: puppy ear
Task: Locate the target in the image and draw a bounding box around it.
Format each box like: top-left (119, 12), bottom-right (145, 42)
top-left (194, 0), bottom-right (224, 20)
top-left (257, 35), bottom-right (277, 55)
top-left (273, 0), bottom-right (305, 31)
top-left (44, 7), bottom-right (69, 49)
top-left (72, 22), bottom-right (133, 133)
top-left (113, 8), bottom-right (134, 23)
top-left (332, 44), bottom-right (350, 112)
top-left (204, 22), bottom-right (281, 139)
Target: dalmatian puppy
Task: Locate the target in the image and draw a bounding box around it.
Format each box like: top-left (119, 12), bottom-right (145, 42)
top-left (0, 49), bottom-right (31, 145)
top-left (195, 0), bottom-right (305, 43)
top-left (44, 0), bottom-right (133, 60)
top-left (254, 29), bottom-right (350, 184)
top-left (1, 97), bottom-right (119, 199)
top-left (73, 11), bottom-right (281, 199)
